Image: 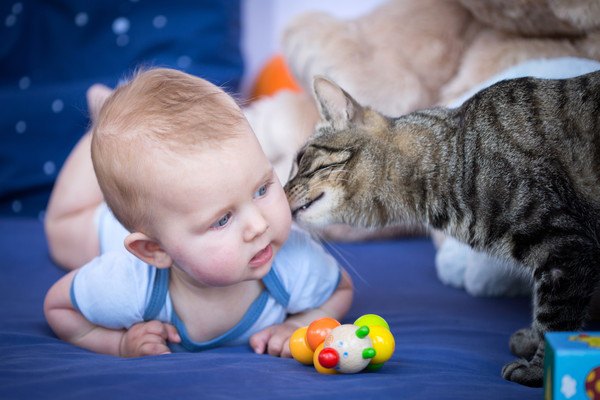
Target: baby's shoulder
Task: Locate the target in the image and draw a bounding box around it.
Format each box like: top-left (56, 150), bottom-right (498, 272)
top-left (270, 225), bottom-right (341, 313)
top-left (71, 251), bottom-right (158, 329)
top-left (74, 250), bottom-right (156, 301)
top-left (273, 224), bottom-right (339, 285)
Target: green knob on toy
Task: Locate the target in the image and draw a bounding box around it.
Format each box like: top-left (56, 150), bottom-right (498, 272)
top-left (362, 347), bottom-right (376, 359)
top-left (355, 326), bottom-right (370, 339)
top-left (366, 363), bottom-right (384, 371)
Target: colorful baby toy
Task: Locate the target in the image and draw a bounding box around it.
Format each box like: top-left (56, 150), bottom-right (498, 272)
top-left (289, 314), bottom-right (395, 374)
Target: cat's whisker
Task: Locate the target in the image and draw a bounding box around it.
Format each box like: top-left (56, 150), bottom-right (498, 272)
top-left (313, 233), bottom-right (371, 289)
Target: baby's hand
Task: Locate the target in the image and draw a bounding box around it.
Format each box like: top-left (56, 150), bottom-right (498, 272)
top-left (249, 322), bottom-right (298, 357)
top-left (119, 320), bottom-right (181, 357)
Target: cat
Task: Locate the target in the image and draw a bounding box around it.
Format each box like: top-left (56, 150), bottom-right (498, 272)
top-left (284, 72), bottom-right (600, 387)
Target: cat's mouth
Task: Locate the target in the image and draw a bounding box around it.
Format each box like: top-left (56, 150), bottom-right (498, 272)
top-left (291, 192), bottom-right (324, 217)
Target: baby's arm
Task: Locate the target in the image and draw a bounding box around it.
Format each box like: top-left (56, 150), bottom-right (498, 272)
top-left (250, 269), bottom-right (353, 357)
top-left (44, 272), bottom-right (180, 356)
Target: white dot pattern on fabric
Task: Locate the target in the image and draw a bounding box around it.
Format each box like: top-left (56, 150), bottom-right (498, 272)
top-left (51, 99), bottom-right (64, 113)
top-left (112, 17), bottom-right (130, 35)
top-left (5, 14), bottom-right (16, 27)
top-left (18, 76), bottom-right (30, 90)
top-left (5, 2), bottom-right (22, 27)
top-left (116, 34), bottom-right (129, 47)
top-left (75, 12), bottom-right (88, 27)
top-left (15, 120), bottom-right (26, 134)
top-left (12, 200), bottom-right (22, 213)
top-left (43, 161), bottom-right (56, 175)
top-left (177, 55), bottom-right (192, 69)
top-left (153, 15), bottom-right (167, 28)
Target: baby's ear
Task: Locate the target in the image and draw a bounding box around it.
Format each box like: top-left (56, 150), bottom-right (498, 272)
top-left (312, 76), bottom-right (364, 130)
top-left (124, 232), bottom-right (172, 269)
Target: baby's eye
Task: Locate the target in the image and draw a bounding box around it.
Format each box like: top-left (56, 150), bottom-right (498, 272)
top-left (210, 212), bottom-right (232, 229)
top-left (254, 183), bottom-right (269, 198)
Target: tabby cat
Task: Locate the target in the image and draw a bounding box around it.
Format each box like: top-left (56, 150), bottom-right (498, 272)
top-left (284, 72), bottom-right (600, 387)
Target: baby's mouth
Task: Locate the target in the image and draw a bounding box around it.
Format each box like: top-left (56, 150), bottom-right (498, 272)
top-left (249, 244), bottom-right (273, 268)
top-left (291, 192), bottom-right (324, 217)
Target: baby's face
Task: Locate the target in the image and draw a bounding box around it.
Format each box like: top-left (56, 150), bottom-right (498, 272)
top-left (150, 127), bottom-right (292, 287)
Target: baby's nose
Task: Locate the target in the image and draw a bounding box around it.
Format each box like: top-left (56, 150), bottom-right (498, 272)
top-left (243, 207), bottom-right (269, 242)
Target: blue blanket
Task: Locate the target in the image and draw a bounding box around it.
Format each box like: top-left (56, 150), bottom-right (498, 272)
top-left (0, 217), bottom-right (542, 399)
top-left (0, 0), bottom-right (243, 218)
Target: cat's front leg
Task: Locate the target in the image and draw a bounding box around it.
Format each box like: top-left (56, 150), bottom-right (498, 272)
top-left (502, 247), bottom-right (598, 387)
top-left (501, 339), bottom-right (544, 387)
top-left (509, 327), bottom-right (539, 359)
top-left (502, 288), bottom-right (547, 387)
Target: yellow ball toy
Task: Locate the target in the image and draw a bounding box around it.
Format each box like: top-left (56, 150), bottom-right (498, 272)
top-left (368, 325), bottom-right (395, 364)
top-left (289, 326), bottom-right (314, 365)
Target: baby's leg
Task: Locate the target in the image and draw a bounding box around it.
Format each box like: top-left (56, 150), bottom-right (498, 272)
top-left (45, 132), bottom-right (102, 269)
top-left (44, 85), bottom-right (112, 270)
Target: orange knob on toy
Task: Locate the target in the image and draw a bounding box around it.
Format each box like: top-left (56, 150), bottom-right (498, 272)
top-left (306, 317), bottom-right (341, 351)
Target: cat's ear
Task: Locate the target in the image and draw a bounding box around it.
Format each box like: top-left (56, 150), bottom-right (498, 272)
top-left (313, 76), bottom-right (364, 130)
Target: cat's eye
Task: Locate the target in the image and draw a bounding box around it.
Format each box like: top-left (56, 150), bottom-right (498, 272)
top-left (210, 212), bottom-right (232, 229)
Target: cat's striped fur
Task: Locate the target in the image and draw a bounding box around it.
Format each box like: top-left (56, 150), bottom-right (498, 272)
top-left (284, 72), bottom-right (600, 387)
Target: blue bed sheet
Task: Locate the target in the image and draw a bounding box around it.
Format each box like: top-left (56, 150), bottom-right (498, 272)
top-left (0, 217), bottom-right (543, 399)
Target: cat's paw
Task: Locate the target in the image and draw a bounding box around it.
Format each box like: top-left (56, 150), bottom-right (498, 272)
top-left (501, 358), bottom-right (543, 387)
top-left (434, 237), bottom-right (470, 289)
top-left (509, 328), bottom-right (540, 359)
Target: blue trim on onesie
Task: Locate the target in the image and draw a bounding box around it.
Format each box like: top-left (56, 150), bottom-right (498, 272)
top-left (142, 263), bottom-right (290, 352)
top-left (172, 290), bottom-right (269, 352)
top-left (143, 268), bottom-right (169, 321)
top-left (261, 265), bottom-right (290, 307)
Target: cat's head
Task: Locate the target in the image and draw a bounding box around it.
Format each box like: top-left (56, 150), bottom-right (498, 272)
top-left (284, 76), bottom-right (393, 229)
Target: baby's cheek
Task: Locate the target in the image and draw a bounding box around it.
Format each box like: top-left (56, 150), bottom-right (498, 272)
top-left (190, 248), bottom-right (242, 286)
top-left (271, 190), bottom-right (293, 241)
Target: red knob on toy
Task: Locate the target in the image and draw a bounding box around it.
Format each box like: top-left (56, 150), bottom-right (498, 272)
top-left (318, 347), bottom-right (339, 369)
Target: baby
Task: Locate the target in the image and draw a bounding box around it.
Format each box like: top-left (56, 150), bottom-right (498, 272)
top-left (44, 68), bottom-right (353, 357)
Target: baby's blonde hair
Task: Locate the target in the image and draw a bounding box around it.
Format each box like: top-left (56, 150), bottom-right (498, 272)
top-left (91, 68), bottom-right (244, 234)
